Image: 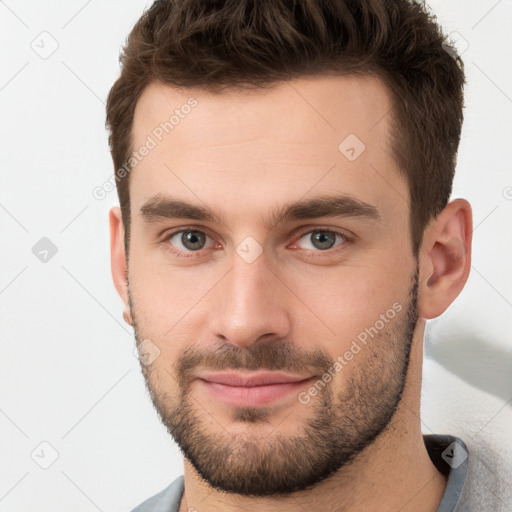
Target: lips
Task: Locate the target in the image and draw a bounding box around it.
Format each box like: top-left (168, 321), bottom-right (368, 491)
top-left (196, 371), bottom-right (311, 387)
top-left (195, 371), bottom-right (314, 407)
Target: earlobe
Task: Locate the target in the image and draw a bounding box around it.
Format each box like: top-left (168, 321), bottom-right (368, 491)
top-left (109, 206), bottom-right (133, 326)
top-left (418, 199), bottom-right (473, 319)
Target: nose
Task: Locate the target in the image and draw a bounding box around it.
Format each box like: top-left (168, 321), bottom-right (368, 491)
top-left (209, 249), bottom-right (292, 349)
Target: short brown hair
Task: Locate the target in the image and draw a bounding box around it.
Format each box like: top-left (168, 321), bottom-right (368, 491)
top-left (106, 0), bottom-right (465, 256)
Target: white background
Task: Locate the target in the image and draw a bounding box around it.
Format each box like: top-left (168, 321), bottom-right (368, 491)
top-left (0, 1), bottom-right (511, 511)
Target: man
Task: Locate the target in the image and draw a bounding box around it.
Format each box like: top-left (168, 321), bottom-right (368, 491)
top-left (106, 0), bottom-right (488, 510)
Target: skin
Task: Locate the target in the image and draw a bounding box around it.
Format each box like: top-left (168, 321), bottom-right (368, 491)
top-left (110, 75), bottom-right (472, 512)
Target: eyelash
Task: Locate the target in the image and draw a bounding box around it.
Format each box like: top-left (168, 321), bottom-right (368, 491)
top-left (161, 226), bottom-right (353, 259)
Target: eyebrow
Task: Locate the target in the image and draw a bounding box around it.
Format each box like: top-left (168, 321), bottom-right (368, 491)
top-left (139, 193), bottom-right (380, 229)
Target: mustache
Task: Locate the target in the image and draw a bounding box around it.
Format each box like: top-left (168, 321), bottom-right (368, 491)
top-left (171, 340), bottom-right (334, 387)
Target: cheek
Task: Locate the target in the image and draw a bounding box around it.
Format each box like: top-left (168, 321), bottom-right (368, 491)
top-left (128, 257), bottom-right (220, 371)
top-left (129, 248), bottom-right (218, 323)
top-left (281, 261), bottom-right (412, 349)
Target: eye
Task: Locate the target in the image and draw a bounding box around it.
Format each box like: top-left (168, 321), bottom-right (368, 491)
top-left (294, 229), bottom-right (347, 251)
top-left (167, 229), bottom-right (215, 252)
top-left (162, 227), bottom-right (350, 259)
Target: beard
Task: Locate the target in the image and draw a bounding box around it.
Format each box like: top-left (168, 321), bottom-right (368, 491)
top-left (130, 264), bottom-right (419, 497)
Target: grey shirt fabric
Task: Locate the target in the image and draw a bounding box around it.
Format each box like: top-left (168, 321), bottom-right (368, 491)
top-left (131, 475), bottom-right (184, 512)
top-left (424, 435), bottom-right (468, 512)
top-left (130, 434), bottom-right (469, 512)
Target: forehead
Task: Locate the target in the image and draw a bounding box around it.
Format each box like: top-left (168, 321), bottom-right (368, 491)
top-left (133, 74), bottom-right (392, 148)
top-left (129, 74), bottom-right (407, 226)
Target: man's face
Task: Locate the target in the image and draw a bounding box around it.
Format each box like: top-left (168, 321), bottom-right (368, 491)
top-left (126, 75), bottom-right (419, 495)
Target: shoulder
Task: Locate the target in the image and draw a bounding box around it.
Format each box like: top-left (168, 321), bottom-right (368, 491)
top-left (456, 434), bottom-right (511, 512)
top-left (130, 475), bottom-right (185, 512)
top-left (422, 357), bottom-right (512, 511)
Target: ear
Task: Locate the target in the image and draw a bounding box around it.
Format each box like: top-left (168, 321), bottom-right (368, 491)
top-left (109, 206), bottom-right (133, 326)
top-left (418, 199), bottom-right (473, 319)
